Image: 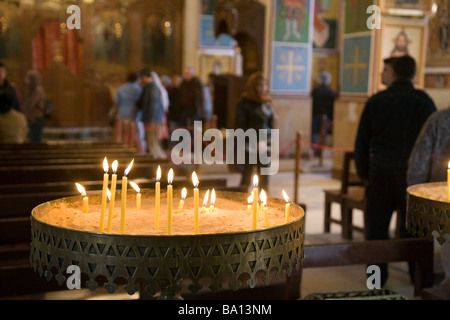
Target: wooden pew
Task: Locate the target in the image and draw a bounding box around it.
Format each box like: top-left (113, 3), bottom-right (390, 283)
top-left (302, 238), bottom-right (434, 298)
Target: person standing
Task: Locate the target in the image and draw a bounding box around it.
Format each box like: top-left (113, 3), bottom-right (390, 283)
top-left (21, 70), bottom-right (46, 143)
top-left (137, 68), bottom-right (166, 160)
top-left (354, 55), bottom-right (437, 288)
top-left (236, 71), bottom-right (274, 192)
top-left (310, 70), bottom-right (336, 157)
top-left (114, 72), bottom-right (142, 147)
top-left (179, 65), bottom-right (204, 127)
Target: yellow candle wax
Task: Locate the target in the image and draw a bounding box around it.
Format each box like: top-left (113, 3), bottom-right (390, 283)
top-left (209, 188), bottom-right (215, 213)
top-left (260, 189), bottom-right (269, 228)
top-left (167, 169), bottom-right (174, 235)
top-left (129, 181), bottom-right (141, 210)
top-left (192, 172), bottom-right (199, 234)
top-left (448, 161), bottom-right (450, 201)
top-left (202, 189), bottom-right (209, 214)
top-left (107, 160), bottom-right (118, 233)
top-left (75, 183), bottom-right (88, 213)
top-left (155, 166), bottom-right (161, 229)
top-left (247, 194), bottom-right (253, 215)
top-left (282, 189), bottom-right (291, 224)
top-left (99, 157), bottom-right (109, 232)
top-left (120, 159), bottom-right (134, 234)
top-left (177, 188), bottom-right (187, 213)
top-left (252, 175), bottom-right (258, 230)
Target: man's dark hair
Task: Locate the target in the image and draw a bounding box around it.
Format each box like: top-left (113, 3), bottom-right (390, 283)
top-left (140, 67), bottom-right (151, 77)
top-left (0, 61), bottom-right (5, 69)
top-left (392, 55), bottom-right (416, 81)
top-left (126, 72), bottom-right (138, 83)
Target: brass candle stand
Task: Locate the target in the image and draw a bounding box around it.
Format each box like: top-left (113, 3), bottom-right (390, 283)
top-left (30, 190), bottom-right (305, 300)
top-left (407, 182), bottom-right (450, 245)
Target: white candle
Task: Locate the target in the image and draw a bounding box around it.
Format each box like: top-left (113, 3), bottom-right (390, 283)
top-left (120, 159), bottom-right (134, 234)
top-left (129, 181), bottom-right (141, 210)
top-left (177, 187), bottom-right (187, 213)
top-left (107, 160), bottom-right (118, 233)
top-left (167, 168), bottom-right (174, 235)
top-left (99, 157), bottom-right (109, 232)
top-left (75, 183), bottom-right (88, 213)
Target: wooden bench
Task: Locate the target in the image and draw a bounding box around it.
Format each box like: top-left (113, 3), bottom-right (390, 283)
top-left (302, 238), bottom-right (434, 297)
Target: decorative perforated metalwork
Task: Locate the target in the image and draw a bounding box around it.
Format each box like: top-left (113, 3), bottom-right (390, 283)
top-left (30, 191), bottom-right (305, 299)
top-left (407, 182), bottom-right (450, 245)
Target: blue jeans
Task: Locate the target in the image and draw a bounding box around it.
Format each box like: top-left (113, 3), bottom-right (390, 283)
top-left (28, 117), bottom-right (45, 142)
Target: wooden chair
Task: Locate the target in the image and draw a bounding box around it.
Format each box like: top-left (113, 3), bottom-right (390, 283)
top-left (323, 151), bottom-right (366, 240)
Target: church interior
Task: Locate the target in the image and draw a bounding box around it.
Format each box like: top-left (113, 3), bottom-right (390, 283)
top-left (1, 0), bottom-right (450, 302)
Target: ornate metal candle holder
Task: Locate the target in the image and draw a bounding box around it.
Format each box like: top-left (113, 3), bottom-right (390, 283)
top-left (30, 190), bottom-right (305, 299)
top-left (407, 182), bottom-right (450, 245)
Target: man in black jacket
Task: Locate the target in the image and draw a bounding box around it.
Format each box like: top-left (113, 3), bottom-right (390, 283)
top-left (0, 61), bottom-right (20, 111)
top-left (354, 55), bottom-right (437, 288)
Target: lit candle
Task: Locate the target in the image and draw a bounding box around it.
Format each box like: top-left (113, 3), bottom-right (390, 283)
top-left (192, 172), bottom-right (199, 234)
top-left (155, 166), bottom-right (161, 229)
top-left (129, 181), bottom-right (141, 210)
top-left (260, 189), bottom-right (269, 228)
top-left (107, 160), bottom-right (118, 233)
top-left (252, 175), bottom-right (258, 230)
top-left (282, 190), bottom-right (291, 224)
top-left (120, 159), bottom-right (134, 234)
top-left (99, 157), bottom-right (109, 232)
top-left (177, 187), bottom-right (187, 213)
top-left (167, 168), bottom-right (174, 235)
top-left (201, 189), bottom-right (210, 213)
top-left (447, 161), bottom-right (450, 201)
top-left (209, 188), bottom-right (215, 213)
top-left (75, 183), bottom-right (88, 213)
top-left (247, 194), bottom-right (253, 215)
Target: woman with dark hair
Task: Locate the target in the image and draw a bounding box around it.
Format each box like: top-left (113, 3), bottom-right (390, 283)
top-left (0, 90), bottom-right (28, 143)
top-left (236, 71), bottom-right (274, 192)
top-left (21, 70), bottom-right (46, 142)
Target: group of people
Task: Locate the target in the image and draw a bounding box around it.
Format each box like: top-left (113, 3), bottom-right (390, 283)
top-left (114, 65), bottom-right (212, 159)
top-left (0, 62), bottom-right (48, 144)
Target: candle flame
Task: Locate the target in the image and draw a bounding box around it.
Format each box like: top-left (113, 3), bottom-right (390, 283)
top-left (253, 175), bottom-right (259, 188)
top-left (156, 165), bottom-right (161, 181)
top-left (448, 161), bottom-right (450, 169)
top-left (75, 183), bottom-right (86, 196)
top-left (103, 157), bottom-right (109, 173)
top-left (181, 187), bottom-right (187, 199)
top-left (129, 181), bottom-right (140, 193)
top-left (192, 171), bottom-right (199, 188)
top-left (260, 189), bottom-right (267, 206)
top-left (107, 188), bottom-right (111, 201)
top-left (124, 159), bottom-right (134, 176)
top-left (168, 168), bottom-right (174, 184)
top-left (203, 189), bottom-right (210, 206)
top-left (112, 160), bottom-right (118, 174)
top-left (211, 188), bottom-right (216, 205)
top-left (248, 194), bottom-right (253, 204)
top-left (282, 190), bottom-right (290, 203)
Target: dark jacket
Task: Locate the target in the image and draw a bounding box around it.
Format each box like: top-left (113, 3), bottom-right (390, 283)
top-left (0, 80), bottom-right (21, 111)
top-left (354, 79), bottom-right (436, 181)
top-left (311, 84), bottom-right (336, 120)
top-left (236, 97), bottom-right (274, 134)
top-left (137, 82), bottom-right (163, 123)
